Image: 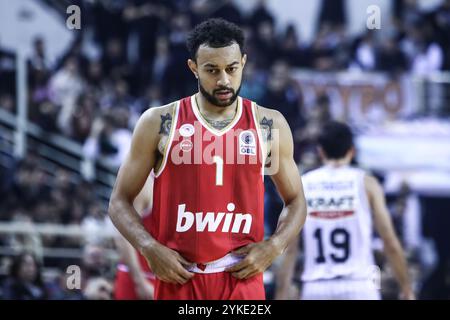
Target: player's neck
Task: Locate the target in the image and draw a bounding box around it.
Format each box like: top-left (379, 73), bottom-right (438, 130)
top-left (323, 158), bottom-right (351, 168)
top-left (195, 92), bottom-right (238, 121)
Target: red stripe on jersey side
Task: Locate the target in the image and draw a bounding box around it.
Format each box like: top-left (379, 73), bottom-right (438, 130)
top-left (310, 211), bottom-right (355, 219)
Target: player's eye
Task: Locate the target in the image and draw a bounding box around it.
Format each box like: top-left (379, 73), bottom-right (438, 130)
top-left (206, 69), bottom-right (217, 74)
top-left (227, 67), bottom-right (237, 73)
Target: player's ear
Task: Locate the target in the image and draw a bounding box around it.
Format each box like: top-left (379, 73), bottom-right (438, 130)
top-left (317, 146), bottom-right (326, 161)
top-left (241, 53), bottom-right (247, 68)
top-left (349, 146), bottom-right (356, 159)
top-left (187, 59), bottom-right (199, 79)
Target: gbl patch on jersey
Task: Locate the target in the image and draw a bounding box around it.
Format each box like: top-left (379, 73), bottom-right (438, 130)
top-left (239, 130), bottom-right (256, 156)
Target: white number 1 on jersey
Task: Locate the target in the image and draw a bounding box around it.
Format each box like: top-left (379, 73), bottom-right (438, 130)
top-left (213, 155), bottom-right (223, 186)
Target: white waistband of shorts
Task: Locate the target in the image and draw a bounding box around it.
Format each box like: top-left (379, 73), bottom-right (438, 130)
top-left (187, 253), bottom-right (243, 274)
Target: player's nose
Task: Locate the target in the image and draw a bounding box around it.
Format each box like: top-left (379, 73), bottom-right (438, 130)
top-left (217, 70), bottom-right (231, 87)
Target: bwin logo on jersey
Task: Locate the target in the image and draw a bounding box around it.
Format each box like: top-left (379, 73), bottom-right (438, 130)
top-left (176, 203), bottom-right (252, 234)
top-left (239, 131), bottom-right (256, 156)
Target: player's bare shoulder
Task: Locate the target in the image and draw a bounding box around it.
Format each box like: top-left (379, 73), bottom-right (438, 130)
top-left (139, 102), bottom-right (175, 135)
top-left (138, 102), bottom-right (177, 155)
top-left (254, 104), bottom-right (291, 149)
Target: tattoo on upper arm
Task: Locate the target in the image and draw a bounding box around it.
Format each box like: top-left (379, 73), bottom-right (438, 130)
top-left (260, 117), bottom-right (273, 141)
top-left (159, 113), bottom-right (172, 135)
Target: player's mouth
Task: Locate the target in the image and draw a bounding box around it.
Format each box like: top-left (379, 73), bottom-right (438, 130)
top-left (215, 90), bottom-right (233, 100)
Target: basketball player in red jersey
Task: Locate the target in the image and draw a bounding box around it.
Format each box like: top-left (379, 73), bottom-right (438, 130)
top-left (109, 18), bottom-right (307, 300)
top-left (114, 173), bottom-right (155, 300)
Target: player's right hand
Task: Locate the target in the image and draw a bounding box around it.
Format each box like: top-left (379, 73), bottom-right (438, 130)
top-left (141, 242), bottom-right (194, 285)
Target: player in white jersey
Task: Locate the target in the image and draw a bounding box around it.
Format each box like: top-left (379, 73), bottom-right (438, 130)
top-left (275, 121), bottom-right (415, 300)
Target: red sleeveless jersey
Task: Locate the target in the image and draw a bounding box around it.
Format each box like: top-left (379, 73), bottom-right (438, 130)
top-left (142, 95), bottom-right (265, 263)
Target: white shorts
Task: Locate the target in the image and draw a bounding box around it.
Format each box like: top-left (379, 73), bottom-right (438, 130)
top-left (301, 278), bottom-right (381, 300)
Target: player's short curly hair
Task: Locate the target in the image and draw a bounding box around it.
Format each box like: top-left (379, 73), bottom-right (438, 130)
top-left (318, 121), bottom-right (354, 159)
top-left (186, 18), bottom-right (245, 60)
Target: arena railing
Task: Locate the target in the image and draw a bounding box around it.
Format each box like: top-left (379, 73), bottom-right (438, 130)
top-left (0, 107), bottom-right (116, 203)
top-left (0, 221), bottom-right (119, 277)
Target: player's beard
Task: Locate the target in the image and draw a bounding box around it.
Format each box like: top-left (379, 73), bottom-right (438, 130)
top-left (198, 80), bottom-right (241, 108)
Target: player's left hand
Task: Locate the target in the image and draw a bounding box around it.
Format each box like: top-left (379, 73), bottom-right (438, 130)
top-left (225, 240), bottom-right (282, 280)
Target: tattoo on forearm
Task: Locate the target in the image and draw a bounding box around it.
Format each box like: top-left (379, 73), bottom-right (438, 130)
top-left (260, 117), bottom-right (273, 141)
top-left (159, 113), bottom-right (172, 135)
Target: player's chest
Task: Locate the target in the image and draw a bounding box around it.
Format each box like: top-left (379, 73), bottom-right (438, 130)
top-left (167, 121), bottom-right (262, 164)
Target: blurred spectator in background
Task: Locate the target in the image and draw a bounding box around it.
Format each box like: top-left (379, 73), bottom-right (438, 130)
top-left (310, 24), bottom-right (342, 71)
top-left (393, 0), bottom-right (422, 32)
top-left (240, 61), bottom-right (265, 103)
top-left (30, 37), bottom-right (47, 69)
top-left (385, 182), bottom-right (422, 272)
top-left (83, 277), bottom-right (113, 300)
top-left (248, 0), bottom-right (274, 30)
top-left (261, 60), bottom-right (304, 134)
top-left (350, 31), bottom-right (376, 71)
top-left (161, 12), bottom-right (195, 101)
top-left (31, 94), bottom-right (58, 133)
top-left (123, 0), bottom-right (170, 84)
top-left (91, 0), bottom-right (128, 50)
top-left (401, 22), bottom-right (443, 75)
top-left (49, 56), bottom-right (84, 107)
top-left (252, 19), bottom-right (279, 69)
top-left (85, 60), bottom-right (105, 95)
top-left (1, 252), bottom-right (48, 300)
top-left (47, 270), bottom-right (84, 300)
top-left (429, 0), bottom-right (450, 70)
top-left (132, 84), bottom-right (163, 119)
top-left (100, 79), bottom-right (134, 111)
top-left (29, 37), bottom-right (52, 87)
top-left (419, 196), bottom-right (450, 299)
top-left (376, 33), bottom-right (408, 74)
top-left (7, 155), bottom-right (51, 214)
top-left (211, 0), bottom-right (244, 26)
top-left (280, 24), bottom-right (310, 68)
top-left (296, 93), bottom-right (332, 171)
top-left (83, 112), bottom-right (132, 169)
top-left (0, 94), bottom-right (15, 113)
top-left (101, 38), bottom-right (130, 82)
top-left (0, 38), bottom-right (16, 100)
top-left (150, 36), bottom-right (170, 86)
top-left (7, 212), bottom-right (43, 260)
top-left (317, 0), bottom-right (347, 30)
top-left (81, 202), bottom-right (113, 246)
top-left (191, 0), bottom-right (244, 27)
top-left (314, 0), bottom-right (349, 70)
top-left (55, 36), bottom-right (90, 77)
top-left (71, 93), bottom-right (96, 142)
top-left (262, 60), bottom-right (305, 239)
top-left (80, 244), bottom-right (111, 286)
top-left (262, 60), bottom-right (304, 238)
top-left (48, 56), bottom-right (85, 136)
